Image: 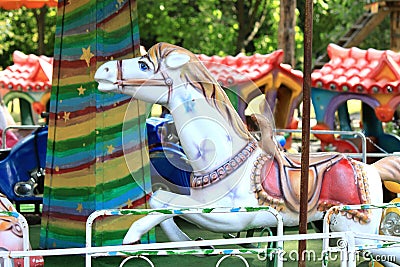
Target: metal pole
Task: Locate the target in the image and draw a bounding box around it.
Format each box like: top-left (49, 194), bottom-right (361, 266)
top-left (298, 0), bottom-right (313, 266)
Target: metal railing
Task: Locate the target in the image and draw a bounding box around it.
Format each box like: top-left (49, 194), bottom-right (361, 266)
top-left (1, 125), bottom-right (44, 149)
top-left (276, 129), bottom-right (368, 162)
top-left (85, 207), bottom-right (285, 267)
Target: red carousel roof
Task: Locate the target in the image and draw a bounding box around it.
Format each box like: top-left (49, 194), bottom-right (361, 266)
top-left (0, 0), bottom-right (58, 10)
top-left (312, 43), bottom-right (400, 94)
top-left (0, 51), bottom-right (53, 92)
top-left (197, 50), bottom-right (303, 87)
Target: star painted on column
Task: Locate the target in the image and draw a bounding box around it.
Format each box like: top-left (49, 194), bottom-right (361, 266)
top-left (126, 198), bottom-right (133, 208)
top-left (77, 85), bottom-right (86, 95)
top-left (80, 46), bottom-right (94, 67)
top-left (76, 203), bottom-right (83, 212)
top-left (107, 144), bottom-right (114, 154)
top-left (63, 111), bottom-right (71, 122)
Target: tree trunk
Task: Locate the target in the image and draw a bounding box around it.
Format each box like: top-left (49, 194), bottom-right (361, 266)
top-left (278, 0), bottom-right (296, 67)
top-left (35, 6), bottom-right (48, 55)
top-left (235, 0), bottom-right (267, 55)
top-left (235, 0), bottom-right (246, 54)
top-left (389, 1), bottom-right (400, 51)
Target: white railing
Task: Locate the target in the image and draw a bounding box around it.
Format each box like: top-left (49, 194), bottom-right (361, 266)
top-left (85, 207), bottom-right (285, 267)
top-left (2, 203), bottom-right (400, 266)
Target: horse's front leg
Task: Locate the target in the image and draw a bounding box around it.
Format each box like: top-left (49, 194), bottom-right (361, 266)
top-left (123, 190), bottom-right (195, 244)
top-left (151, 189), bottom-right (257, 233)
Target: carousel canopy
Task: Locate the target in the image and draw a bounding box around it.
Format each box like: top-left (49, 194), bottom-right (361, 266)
top-left (0, 0), bottom-right (57, 10)
top-left (312, 43), bottom-right (400, 94)
top-left (197, 51), bottom-right (303, 87)
top-left (0, 50), bottom-right (53, 92)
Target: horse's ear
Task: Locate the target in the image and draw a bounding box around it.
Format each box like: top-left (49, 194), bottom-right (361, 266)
top-left (165, 53), bottom-right (190, 69)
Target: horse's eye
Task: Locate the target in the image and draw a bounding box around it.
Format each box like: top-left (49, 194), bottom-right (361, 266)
top-left (139, 61), bottom-right (149, 71)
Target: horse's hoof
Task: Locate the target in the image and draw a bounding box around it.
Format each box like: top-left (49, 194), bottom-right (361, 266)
top-left (124, 240), bottom-right (141, 245)
top-left (195, 237), bottom-right (215, 250)
top-left (193, 237), bottom-right (216, 258)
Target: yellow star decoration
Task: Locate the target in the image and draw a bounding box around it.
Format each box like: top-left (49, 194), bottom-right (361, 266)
top-left (80, 46), bottom-right (94, 67)
top-left (107, 144), bottom-right (114, 154)
top-left (126, 198), bottom-right (133, 208)
top-left (76, 203), bottom-right (83, 213)
top-left (77, 85), bottom-right (86, 95)
top-left (63, 111), bottom-right (71, 122)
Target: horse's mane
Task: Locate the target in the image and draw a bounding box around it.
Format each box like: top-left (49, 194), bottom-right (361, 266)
top-left (147, 42), bottom-right (253, 141)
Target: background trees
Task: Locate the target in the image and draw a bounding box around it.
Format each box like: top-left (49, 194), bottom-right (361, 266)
top-left (0, 0), bottom-right (391, 70)
top-left (0, 6), bottom-right (56, 69)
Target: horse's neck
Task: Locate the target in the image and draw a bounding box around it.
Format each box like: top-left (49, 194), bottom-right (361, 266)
top-left (168, 91), bottom-right (249, 174)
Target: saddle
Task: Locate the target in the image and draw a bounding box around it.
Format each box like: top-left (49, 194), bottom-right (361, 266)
top-left (252, 150), bottom-right (371, 223)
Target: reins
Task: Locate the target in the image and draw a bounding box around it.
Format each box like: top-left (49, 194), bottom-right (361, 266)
top-left (114, 59), bottom-right (174, 102)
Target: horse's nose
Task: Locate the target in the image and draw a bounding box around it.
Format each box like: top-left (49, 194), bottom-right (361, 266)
top-left (94, 61), bottom-right (117, 82)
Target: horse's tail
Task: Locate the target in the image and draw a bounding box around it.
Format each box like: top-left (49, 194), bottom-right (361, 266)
top-left (373, 156), bottom-right (400, 192)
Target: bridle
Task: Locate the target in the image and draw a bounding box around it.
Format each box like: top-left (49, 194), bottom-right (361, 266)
top-left (113, 59), bottom-right (174, 102)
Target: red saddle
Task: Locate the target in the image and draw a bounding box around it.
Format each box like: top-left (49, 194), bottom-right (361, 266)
top-left (252, 152), bottom-right (370, 223)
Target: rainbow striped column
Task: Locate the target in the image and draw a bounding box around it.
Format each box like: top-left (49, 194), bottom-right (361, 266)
top-left (40, 0), bottom-right (154, 248)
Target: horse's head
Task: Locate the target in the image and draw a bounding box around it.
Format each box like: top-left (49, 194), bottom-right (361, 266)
top-left (95, 42), bottom-right (195, 104)
top-left (96, 42), bottom-right (252, 140)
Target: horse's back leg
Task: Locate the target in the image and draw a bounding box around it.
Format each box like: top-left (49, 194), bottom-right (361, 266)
top-left (160, 218), bottom-right (192, 241)
top-left (123, 212), bottom-right (175, 244)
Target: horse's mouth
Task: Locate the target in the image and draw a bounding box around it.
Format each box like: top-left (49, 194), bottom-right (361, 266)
top-left (96, 79), bottom-right (118, 92)
top-left (95, 79), bottom-right (114, 85)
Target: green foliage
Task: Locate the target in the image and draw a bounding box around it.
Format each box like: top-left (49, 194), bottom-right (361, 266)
top-left (0, 7), bottom-right (56, 69)
top-left (138, 0), bottom-right (391, 70)
top-left (138, 0), bottom-right (283, 56)
top-left (138, 0), bottom-right (238, 56)
top-left (247, 0), bottom-right (281, 54)
top-left (0, 1), bottom-right (392, 71)
top-left (385, 121), bottom-right (400, 136)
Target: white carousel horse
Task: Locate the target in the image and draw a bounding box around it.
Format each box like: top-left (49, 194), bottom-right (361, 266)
top-left (95, 43), bottom-right (400, 262)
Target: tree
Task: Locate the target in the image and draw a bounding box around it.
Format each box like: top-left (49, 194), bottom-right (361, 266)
top-left (137, 0), bottom-right (238, 56)
top-left (278, 0), bottom-right (296, 66)
top-left (136, 0), bottom-right (296, 65)
top-left (235, 0), bottom-right (268, 54)
top-left (0, 7), bottom-right (56, 69)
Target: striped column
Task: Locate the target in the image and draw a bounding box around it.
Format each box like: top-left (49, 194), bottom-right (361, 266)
top-left (40, 0), bottom-right (153, 248)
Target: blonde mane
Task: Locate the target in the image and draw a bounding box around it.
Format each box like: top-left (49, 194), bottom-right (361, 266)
top-left (146, 43), bottom-right (252, 141)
